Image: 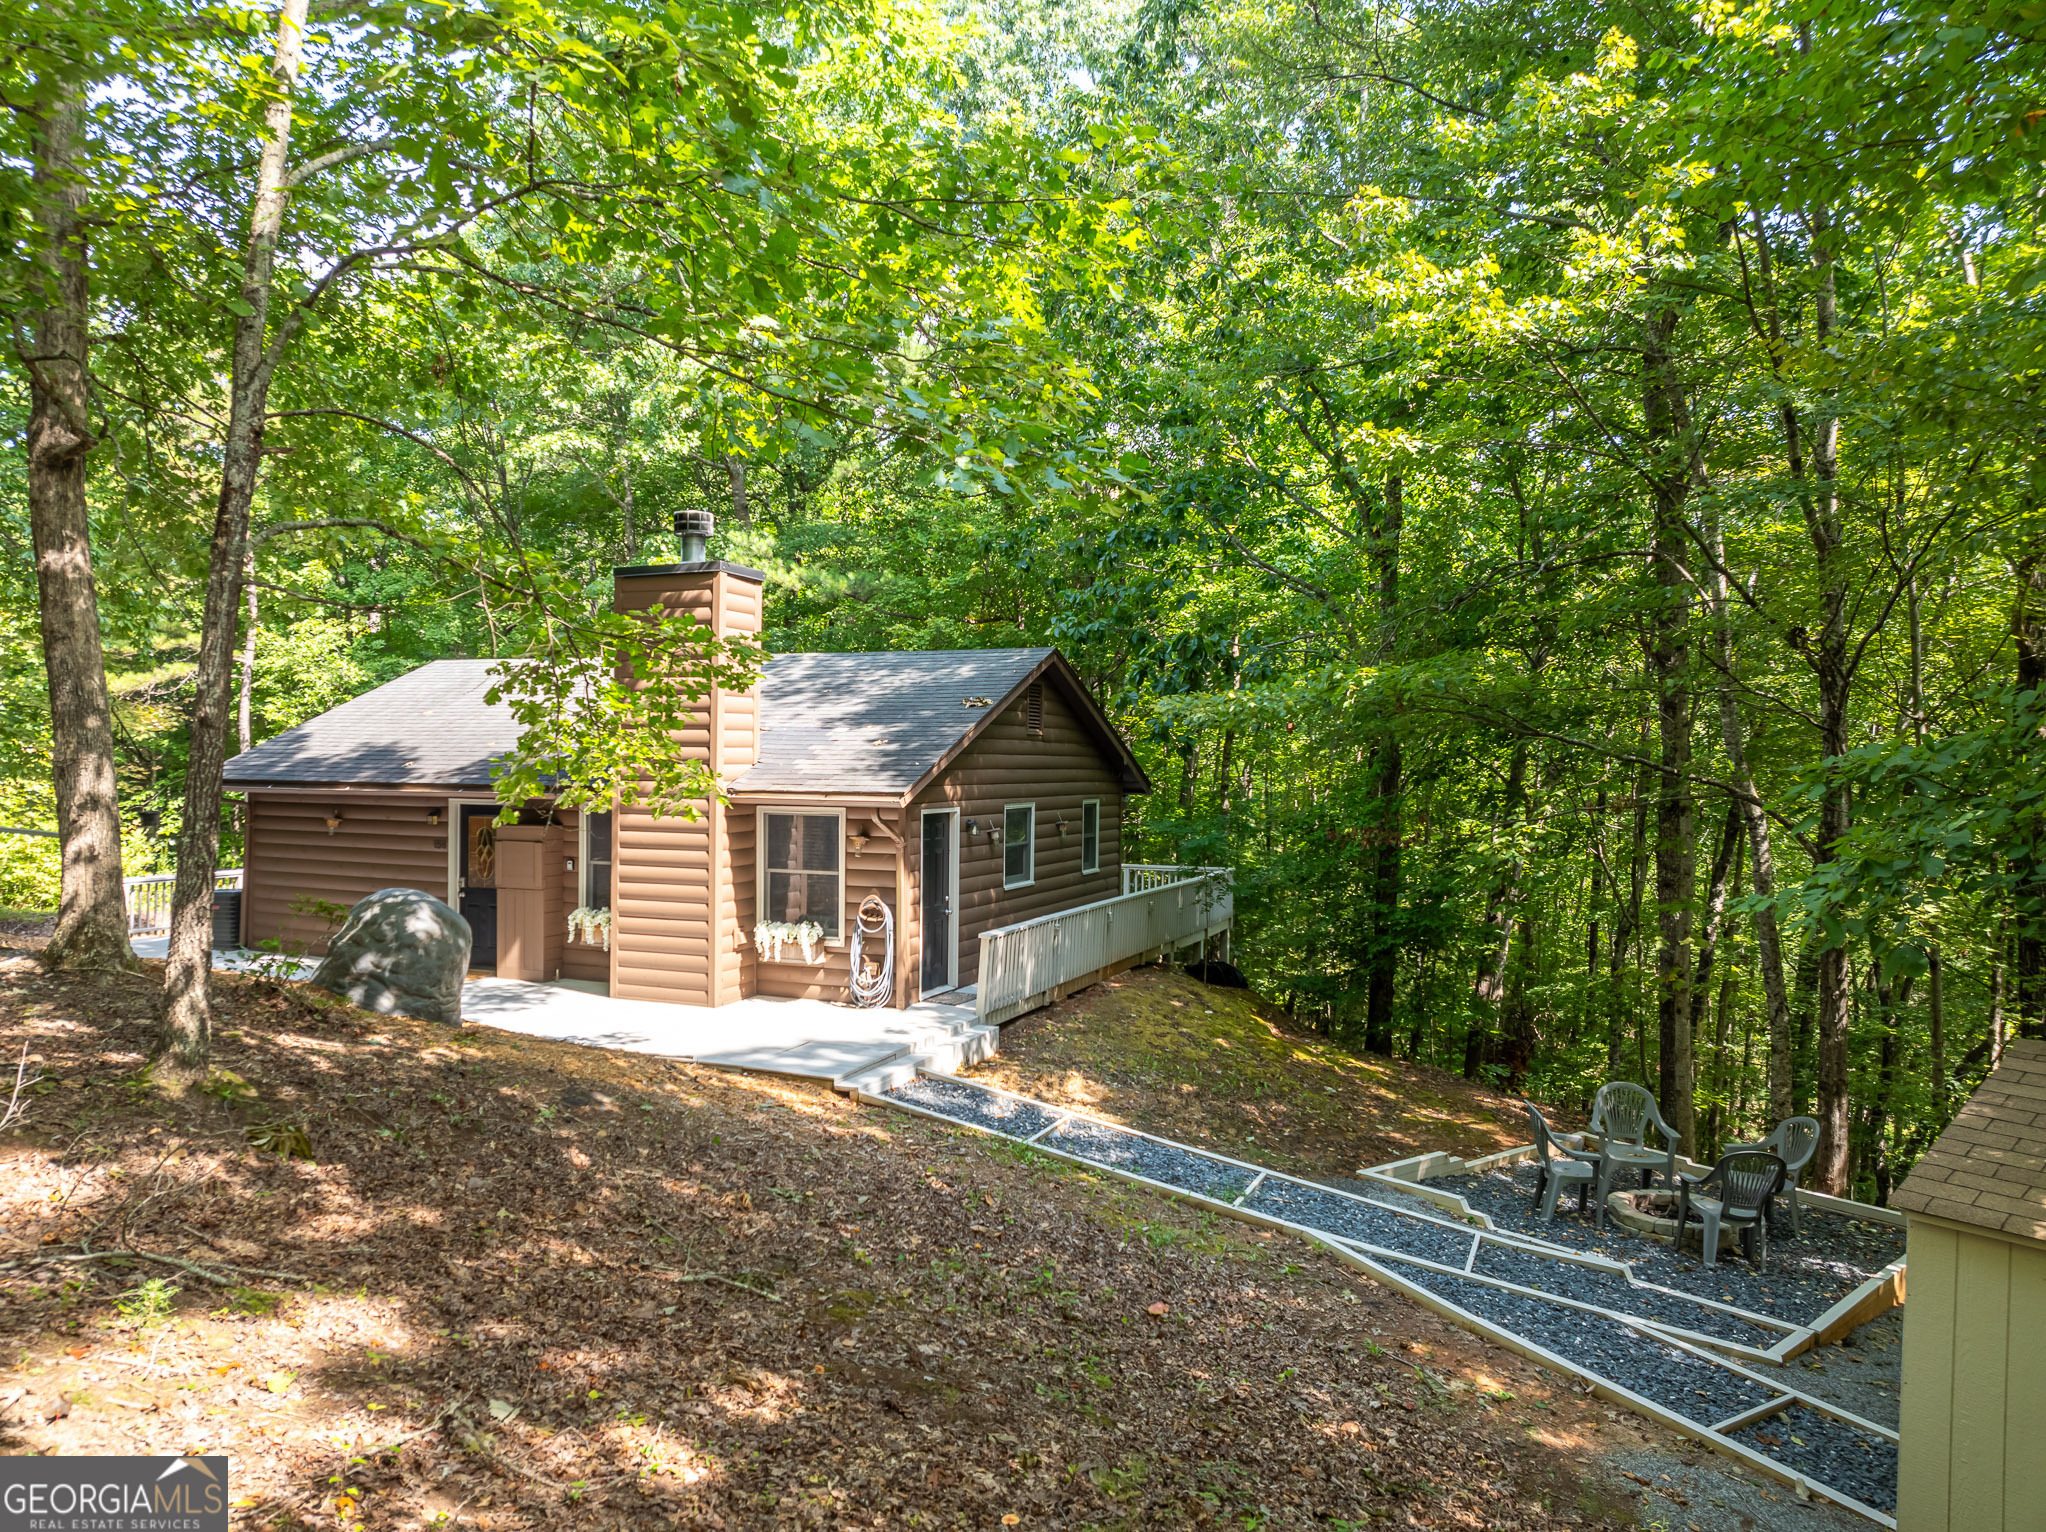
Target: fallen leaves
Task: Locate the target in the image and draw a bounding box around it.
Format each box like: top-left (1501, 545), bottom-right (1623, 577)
top-left (0, 955), bottom-right (1639, 1531)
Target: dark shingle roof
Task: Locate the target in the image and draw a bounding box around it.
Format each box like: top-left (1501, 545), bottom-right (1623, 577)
top-left (222, 649), bottom-right (1104, 798)
top-left (223, 660), bottom-right (513, 788)
top-left (1893, 1039), bottom-right (2046, 1243)
top-left (732, 649), bottom-right (1052, 797)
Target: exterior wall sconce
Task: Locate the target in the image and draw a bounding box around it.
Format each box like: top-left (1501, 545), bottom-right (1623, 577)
top-left (846, 831), bottom-right (870, 854)
top-left (963, 817), bottom-right (981, 836)
top-left (427, 809), bottom-right (442, 827)
top-left (324, 810), bottom-right (343, 835)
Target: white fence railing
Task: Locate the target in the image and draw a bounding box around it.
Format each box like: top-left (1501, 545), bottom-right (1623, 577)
top-left (979, 866), bottom-right (1232, 1026)
top-left (1121, 863), bottom-right (1223, 896)
top-left (124, 869), bottom-right (242, 935)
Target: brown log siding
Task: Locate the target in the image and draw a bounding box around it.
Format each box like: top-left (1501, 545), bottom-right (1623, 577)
top-left (242, 792), bottom-right (449, 954)
top-left (907, 677), bottom-right (1124, 996)
top-left (748, 809), bottom-right (905, 1003)
top-left (607, 567), bottom-right (762, 1004)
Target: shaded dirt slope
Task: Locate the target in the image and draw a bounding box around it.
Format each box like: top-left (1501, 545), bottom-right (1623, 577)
top-left (965, 966), bottom-right (1547, 1184)
top-left (0, 953), bottom-right (1694, 1529)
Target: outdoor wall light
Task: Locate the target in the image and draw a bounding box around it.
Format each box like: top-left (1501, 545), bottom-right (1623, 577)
top-left (324, 810), bottom-right (343, 835)
top-left (964, 817), bottom-right (981, 836)
top-left (427, 809), bottom-right (443, 827)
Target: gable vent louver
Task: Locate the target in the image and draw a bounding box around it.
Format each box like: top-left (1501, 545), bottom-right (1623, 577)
top-left (1025, 682), bottom-right (1043, 735)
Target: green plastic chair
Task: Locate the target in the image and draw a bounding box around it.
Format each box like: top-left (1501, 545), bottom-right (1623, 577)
top-left (1521, 1099), bottom-right (1600, 1221)
top-left (1730, 1117), bottom-right (1820, 1236)
top-left (1588, 1082), bottom-right (1680, 1224)
top-left (1675, 1150), bottom-right (1786, 1267)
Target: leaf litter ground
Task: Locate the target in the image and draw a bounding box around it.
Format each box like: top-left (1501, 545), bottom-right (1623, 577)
top-left (0, 954), bottom-right (1838, 1529)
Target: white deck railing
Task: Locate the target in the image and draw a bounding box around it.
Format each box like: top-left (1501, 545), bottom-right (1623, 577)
top-left (1121, 863), bottom-right (1224, 895)
top-left (978, 865), bottom-right (1232, 1026)
top-left (124, 869), bottom-right (242, 935)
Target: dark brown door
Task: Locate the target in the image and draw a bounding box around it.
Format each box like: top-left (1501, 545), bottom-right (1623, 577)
top-left (459, 804), bottom-right (498, 967)
top-left (921, 812), bottom-right (953, 991)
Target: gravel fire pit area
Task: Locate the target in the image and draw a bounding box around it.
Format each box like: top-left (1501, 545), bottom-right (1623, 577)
top-left (1400, 1160), bottom-right (1904, 1326)
top-left (878, 1074), bottom-right (1899, 1522)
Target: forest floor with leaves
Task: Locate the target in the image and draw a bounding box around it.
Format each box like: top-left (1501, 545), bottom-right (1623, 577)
top-left (963, 968), bottom-right (1544, 1182)
top-left (0, 951), bottom-right (1852, 1531)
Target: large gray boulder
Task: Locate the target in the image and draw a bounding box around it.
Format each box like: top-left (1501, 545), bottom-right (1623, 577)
top-left (309, 888), bottom-right (471, 1024)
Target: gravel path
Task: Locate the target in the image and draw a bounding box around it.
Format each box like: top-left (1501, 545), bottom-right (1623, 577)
top-left (1789, 1308), bottom-right (1904, 1429)
top-left (879, 1076), bottom-right (1898, 1514)
top-left (1371, 1256), bottom-right (1779, 1428)
top-left (1244, 1179), bottom-right (1477, 1267)
top-left (1407, 1161), bottom-right (1903, 1325)
top-left (1040, 1116), bottom-right (1257, 1200)
top-left (886, 1076), bottom-right (1064, 1140)
top-left (1735, 1403), bottom-right (1898, 1513)
top-left (1471, 1241), bottom-right (1778, 1348)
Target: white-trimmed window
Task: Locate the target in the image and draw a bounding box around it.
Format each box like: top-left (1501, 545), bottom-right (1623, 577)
top-left (580, 810), bottom-right (614, 909)
top-left (760, 808), bottom-right (843, 941)
top-left (1080, 799), bottom-right (1100, 875)
top-left (1003, 803), bottom-right (1035, 889)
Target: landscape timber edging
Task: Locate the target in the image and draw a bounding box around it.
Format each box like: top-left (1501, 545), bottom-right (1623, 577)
top-left (862, 1076), bottom-right (1899, 1527)
top-left (1330, 1241), bottom-right (1900, 1530)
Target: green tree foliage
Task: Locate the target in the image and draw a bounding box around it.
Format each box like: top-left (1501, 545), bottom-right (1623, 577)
top-left (1, 0), bottom-right (2037, 1190)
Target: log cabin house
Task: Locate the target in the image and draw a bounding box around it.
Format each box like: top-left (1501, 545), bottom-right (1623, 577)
top-left (220, 552), bottom-right (1151, 1009)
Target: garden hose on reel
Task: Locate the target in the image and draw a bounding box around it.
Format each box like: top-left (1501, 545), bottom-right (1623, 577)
top-left (849, 893), bottom-right (894, 1008)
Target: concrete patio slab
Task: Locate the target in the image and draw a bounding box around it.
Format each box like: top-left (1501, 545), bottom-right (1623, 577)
top-left (130, 935), bottom-right (989, 1085)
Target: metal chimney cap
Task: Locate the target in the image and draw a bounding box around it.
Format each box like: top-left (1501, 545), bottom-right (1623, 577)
top-left (674, 508), bottom-right (716, 563)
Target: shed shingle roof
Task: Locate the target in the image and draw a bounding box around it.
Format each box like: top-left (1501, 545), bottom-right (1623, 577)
top-left (221, 648), bottom-right (1139, 800)
top-left (1892, 1038), bottom-right (2046, 1243)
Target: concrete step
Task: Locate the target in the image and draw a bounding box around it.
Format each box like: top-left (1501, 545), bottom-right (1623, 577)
top-left (840, 1019), bottom-right (1000, 1097)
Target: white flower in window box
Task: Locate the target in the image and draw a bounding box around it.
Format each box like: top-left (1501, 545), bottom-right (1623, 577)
top-left (567, 905), bottom-right (612, 950)
top-left (752, 919), bottom-right (824, 963)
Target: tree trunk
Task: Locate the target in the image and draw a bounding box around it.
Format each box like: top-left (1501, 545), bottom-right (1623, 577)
top-left (21, 90), bottom-right (133, 972)
top-left (1363, 471), bottom-right (1405, 1055)
top-left (1704, 971), bottom-right (1736, 1161)
top-left (726, 456), bottom-right (750, 526)
top-left (2014, 552), bottom-right (2045, 1038)
top-left (1466, 742), bottom-right (1530, 1078)
top-left (1363, 736), bottom-right (1401, 1055)
top-left (1645, 309), bottom-right (1698, 1156)
top-left (1691, 803), bottom-right (1743, 1011)
top-left (1587, 788), bottom-right (1606, 983)
top-left (160, 0), bottom-right (311, 1073)
top-left (1869, 958), bottom-right (1902, 1204)
top-left (1807, 233), bottom-right (1857, 1193)
top-left (1608, 752), bottom-right (1649, 1077)
top-left (1792, 941), bottom-right (1820, 1114)
top-left (1706, 510), bottom-right (1793, 1121)
top-left (1749, 191), bottom-right (1856, 1183)
top-left (237, 560), bottom-right (259, 754)
top-left (1908, 580), bottom-right (1949, 1113)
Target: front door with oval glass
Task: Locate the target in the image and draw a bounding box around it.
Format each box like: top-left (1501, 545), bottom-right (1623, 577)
top-left (458, 803), bottom-right (499, 967)
top-left (921, 809), bottom-right (956, 992)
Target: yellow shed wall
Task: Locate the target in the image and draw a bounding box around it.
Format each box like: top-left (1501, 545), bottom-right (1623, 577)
top-left (1897, 1215), bottom-right (2046, 1532)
